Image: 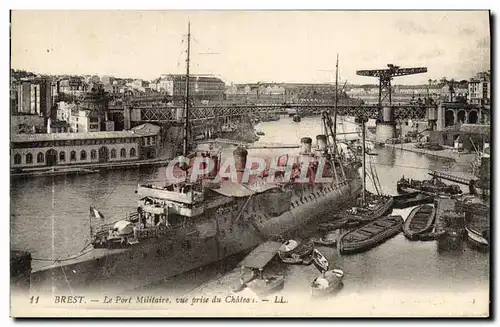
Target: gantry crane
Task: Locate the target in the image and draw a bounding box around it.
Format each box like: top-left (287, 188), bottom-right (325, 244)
top-left (356, 64), bottom-right (427, 106)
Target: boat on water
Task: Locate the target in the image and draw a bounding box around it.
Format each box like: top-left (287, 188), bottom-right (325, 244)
top-left (311, 269), bottom-right (344, 297)
top-left (232, 241), bottom-right (285, 296)
top-left (338, 215), bottom-right (404, 254)
top-left (336, 192), bottom-right (394, 223)
top-left (27, 43), bottom-right (362, 294)
top-left (397, 176), bottom-right (462, 196)
top-left (403, 204), bottom-right (436, 240)
top-left (312, 249), bottom-right (329, 272)
top-left (465, 222), bottom-right (489, 247)
top-left (392, 191), bottom-right (435, 209)
top-left (278, 239), bottom-right (314, 264)
top-left (256, 131), bottom-right (265, 136)
top-left (460, 201), bottom-right (490, 247)
top-left (312, 230), bottom-right (340, 247)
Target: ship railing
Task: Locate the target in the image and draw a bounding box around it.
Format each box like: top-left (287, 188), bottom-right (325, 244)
top-left (91, 213), bottom-right (140, 237)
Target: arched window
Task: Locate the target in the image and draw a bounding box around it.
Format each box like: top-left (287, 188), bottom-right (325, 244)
top-left (120, 148), bottom-right (126, 158)
top-left (37, 152), bottom-right (44, 163)
top-left (26, 153), bottom-right (33, 164)
top-left (80, 150), bottom-right (87, 160)
top-left (110, 149), bottom-right (117, 159)
top-left (14, 154), bottom-right (21, 165)
top-left (59, 151), bottom-right (66, 162)
top-left (130, 148), bottom-right (136, 157)
top-left (91, 150), bottom-right (97, 160)
top-left (70, 151), bottom-right (76, 161)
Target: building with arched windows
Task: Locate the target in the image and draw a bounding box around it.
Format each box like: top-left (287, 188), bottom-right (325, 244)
top-left (10, 123), bottom-right (160, 169)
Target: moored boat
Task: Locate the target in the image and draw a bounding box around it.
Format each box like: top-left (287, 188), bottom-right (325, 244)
top-left (311, 269), bottom-right (344, 297)
top-left (465, 217), bottom-right (489, 247)
top-left (339, 215), bottom-right (404, 254)
top-left (336, 193), bottom-right (394, 223)
top-left (317, 219), bottom-right (348, 232)
top-left (278, 240), bottom-right (314, 264)
top-left (312, 230), bottom-right (340, 247)
top-left (403, 204), bottom-right (436, 240)
top-left (234, 240), bottom-right (285, 295)
top-left (312, 249), bottom-right (329, 272)
top-left (392, 191), bottom-right (435, 209)
top-left (397, 176), bottom-right (462, 196)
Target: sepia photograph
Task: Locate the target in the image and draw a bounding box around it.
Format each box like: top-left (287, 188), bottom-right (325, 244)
top-left (8, 9), bottom-right (491, 318)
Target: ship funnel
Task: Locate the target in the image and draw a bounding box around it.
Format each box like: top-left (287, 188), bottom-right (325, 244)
top-left (316, 134), bottom-right (327, 152)
top-left (233, 147), bottom-right (248, 183)
top-left (300, 137), bottom-right (312, 155)
top-left (209, 153), bottom-right (219, 178)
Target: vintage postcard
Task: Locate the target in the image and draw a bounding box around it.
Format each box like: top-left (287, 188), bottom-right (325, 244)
top-left (9, 10), bottom-right (491, 317)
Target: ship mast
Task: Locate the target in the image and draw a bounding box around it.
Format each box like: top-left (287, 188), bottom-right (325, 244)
top-left (361, 116), bottom-right (366, 206)
top-left (182, 22), bottom-right (191, 156)
top-left (333, 53), bottom-right (339, 159)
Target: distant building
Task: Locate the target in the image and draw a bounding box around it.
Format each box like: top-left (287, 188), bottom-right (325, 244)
top-left (58, 77), bottom-right (87, 96)
top-left (101, 75), bottom-right (114, 85)
top-left (56, 102), bottom-right (101, 133)
top-left (131, 123), bottom-right (161, 158)
top-left (48, 119), bottom-right (70, 133)
top-left (468, 71), bottom-right (490, 106)
top-left (70, 110), bottom-right (101, 133)
top-left (10, 127), bottom-right (160, 169)
top-left (16, 79), bottom-right (52, 117)
top-left (165, 74), bottom-right (225, 101)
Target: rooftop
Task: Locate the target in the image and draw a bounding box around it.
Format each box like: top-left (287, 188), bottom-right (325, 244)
top-left (12, 130), bottom-right (143, 143)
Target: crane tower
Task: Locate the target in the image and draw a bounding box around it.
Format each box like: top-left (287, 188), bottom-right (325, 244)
top-left (357, 64), bottom-right (427, 106)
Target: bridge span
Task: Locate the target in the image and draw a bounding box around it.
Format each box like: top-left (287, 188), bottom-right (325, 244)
top-left (109, 102), bottom-right (436, 125)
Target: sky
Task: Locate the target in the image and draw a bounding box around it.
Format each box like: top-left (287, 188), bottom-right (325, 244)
top-left (10, 10), bottom-right (491, 85)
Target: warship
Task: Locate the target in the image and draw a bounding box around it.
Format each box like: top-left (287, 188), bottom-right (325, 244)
top-left (27, 24), bottom-right (363, 294)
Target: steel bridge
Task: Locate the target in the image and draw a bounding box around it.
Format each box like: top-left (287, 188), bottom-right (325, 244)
top-left (109, 103), bottom-right (435, 124)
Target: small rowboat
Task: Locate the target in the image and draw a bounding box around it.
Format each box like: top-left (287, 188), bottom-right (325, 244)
top-left (403, 205), bottom-right (436, 240)
top-left (312, 231), bottom-right (340, 247)
top-left (311, 269), bottom-right (344, 297)
top-left (339, 215), bottom-right (404, 254)
top-left (337, 195), bottom-right (394, 223)
top-left (312, 249), bottom-right (329, 272)
top-left (278, 240), bottom-right (314, 264)
top-left (465, 218), bottom-right (489, 247)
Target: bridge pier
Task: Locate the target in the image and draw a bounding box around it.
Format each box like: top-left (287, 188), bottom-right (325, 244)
top-left (375, 106), bottom-right (396, 144)
top-left (124, 105), bottom-right (131, 130)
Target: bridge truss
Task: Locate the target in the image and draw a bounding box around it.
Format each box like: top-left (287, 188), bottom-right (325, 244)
top-left (110, 103), bottom-right (434, 123)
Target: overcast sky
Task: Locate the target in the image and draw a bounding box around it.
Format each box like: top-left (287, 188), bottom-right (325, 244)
top-left (11, 10), bottom-right (490, 84)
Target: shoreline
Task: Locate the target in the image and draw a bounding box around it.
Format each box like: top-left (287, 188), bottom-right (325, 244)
top-left (10, 157), bottom-right (172, 178)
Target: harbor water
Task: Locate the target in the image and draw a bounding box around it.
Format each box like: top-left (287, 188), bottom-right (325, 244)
top-left (10, 115), bottom-right (489, 307)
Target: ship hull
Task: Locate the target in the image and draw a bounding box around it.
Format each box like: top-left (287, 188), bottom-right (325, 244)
top-left (30, 174), bottom-right (362, 295)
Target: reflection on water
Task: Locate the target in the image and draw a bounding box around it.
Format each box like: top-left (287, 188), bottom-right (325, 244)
top-left (11, 115), bottom-right (489, 298)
